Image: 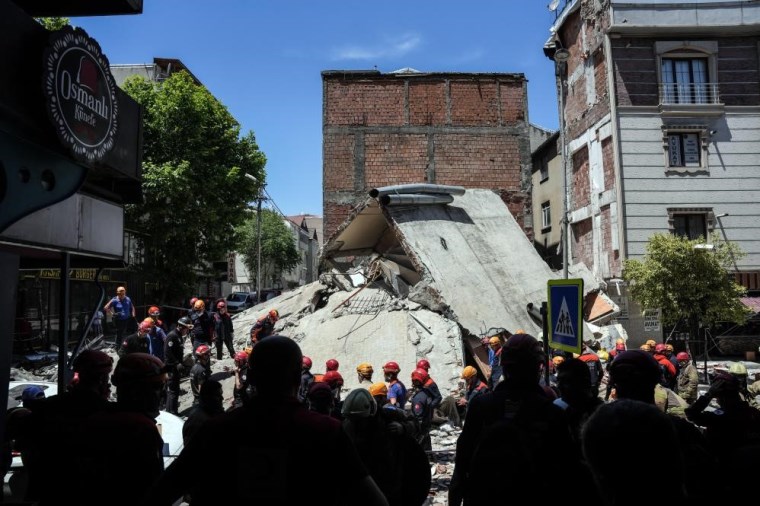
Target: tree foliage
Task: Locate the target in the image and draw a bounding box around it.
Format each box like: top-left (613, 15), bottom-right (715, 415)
top-left (36, 17), bottom-right (70, 31)
top-left (623, 233), bottom-right (749, 334)
top-left (237, 209), bottom-right (300, 288)
top-left (122, 71), bottom-right (266, 301)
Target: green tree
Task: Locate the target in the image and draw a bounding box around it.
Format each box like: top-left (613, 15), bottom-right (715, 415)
top-left (36, 17), bottom-right (70, 30)
top-left (623, 232), bottom-right (749, 342)
top-left (122, 71), bottom-right (266, 301)
top-left (237, 209), bottom-right (300, 290)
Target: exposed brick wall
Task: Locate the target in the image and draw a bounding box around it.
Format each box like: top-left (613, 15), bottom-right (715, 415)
top-left (612, 39), bottom-right (657, 107)
top-left (324, 81), bottom-right (405, 126)
top-left (572, 146), bottom-right (590, 209)
top-left (323, 72), bottom-right (531, 239)
top-left (602, 136), bottom-right (615, 191)
top-left (409, 82), bottom-right (446, 125)
top-left (364, 133), bottom-right (428, 188)
top-left (717, 38), bottom-right (759, 106)
top-left (323, 201), bottom-right (355, 241)
top-left (499, 190), bottom-right (534, 242)
top-left (323, 133), bottom-right (356, 192)
top-left (435, 134), bottom-right (522, 188)
top-left (449, 81), bottom-right (500, 126)
top-left (572, 217), bottom-right (593, 268)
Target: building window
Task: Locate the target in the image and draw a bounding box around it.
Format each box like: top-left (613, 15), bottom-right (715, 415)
top-left (539, 158), bottom-right (549, 183)
top-left (667, 132), bottom-right (701, 168)
top-left (541, 201), bottom-right (551, 231)
top-left (667, 208), bottom-right (713, 241)
top-left (661, 58), bottom-right (710, 104)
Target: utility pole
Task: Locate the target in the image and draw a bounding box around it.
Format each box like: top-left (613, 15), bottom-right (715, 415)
top-left (255, 193), bottom-right (262, 303)
top-left (554, 47), bottom-right (571, 280)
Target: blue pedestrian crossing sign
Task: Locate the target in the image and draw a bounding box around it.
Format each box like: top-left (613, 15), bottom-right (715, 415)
top-left (547, 278), bottom-right (584, 354)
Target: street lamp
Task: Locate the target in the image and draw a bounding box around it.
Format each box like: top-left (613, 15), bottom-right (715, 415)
top-left (553, 47), bottom-right (570, 279)
top-left (244, 173), bottom-right (263, 302)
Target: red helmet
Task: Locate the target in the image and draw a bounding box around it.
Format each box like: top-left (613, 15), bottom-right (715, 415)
top-left (411, 367), bottom-right (429, 385)
top-left (269, 309), bottom-right (279, 320)
top-left (416, 359), bottom-right (431, 371)
top-left (195, 345), bottom-right (211, 356)
top-left (139, 320), bottom-right (154, 333)
top-left (383, 361), bottom-right (400, 374)
top-left (234, 351), bottom-right (249, 366)
top-left (325, 359), bottom-right (339, 371)
top-left (654, 343), bottom-right (667, 353)
top-left (302, 356), bottom-right (313, 370)
top-left (323, 370), bottom-right (344, 388)
top-left (148, 306), bottom-right (160, 316)
top-left (189, 297), bottom-right (198, 307)
top-left (676, 352), bottom-right (690, 361)
top-left (217, 301), bottom-right (226, 309)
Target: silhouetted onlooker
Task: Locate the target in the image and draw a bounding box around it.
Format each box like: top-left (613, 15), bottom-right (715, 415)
top-left (143, 335), bottom-right (389, 506)
top-left (583, 399), bottom-right (688, 506)
top-left (183, 379), bottom-right (224, 445)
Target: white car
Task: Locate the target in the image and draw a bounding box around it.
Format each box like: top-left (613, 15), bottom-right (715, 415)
top-left (6, 381), bottom-right (184, 469)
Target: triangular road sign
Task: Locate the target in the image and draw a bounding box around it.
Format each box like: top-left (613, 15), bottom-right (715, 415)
top-left (554, 297), bottom-right (575, 338)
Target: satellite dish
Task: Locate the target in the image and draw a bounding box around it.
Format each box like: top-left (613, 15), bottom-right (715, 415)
top-left (548, 0), bottom-right (560, 11)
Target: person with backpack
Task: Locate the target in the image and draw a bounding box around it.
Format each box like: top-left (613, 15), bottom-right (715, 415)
top-left (449, 333), bottom-right (583, 506)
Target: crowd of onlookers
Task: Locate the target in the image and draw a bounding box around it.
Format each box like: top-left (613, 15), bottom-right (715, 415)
top-left (4, 286), bottom-right (760, 505)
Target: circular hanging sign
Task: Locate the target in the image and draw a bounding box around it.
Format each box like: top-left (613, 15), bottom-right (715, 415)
top-left (43, 26), bottom-right (119, 164)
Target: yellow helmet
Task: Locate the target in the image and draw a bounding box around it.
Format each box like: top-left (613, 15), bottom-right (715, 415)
top-left (489, 336), bottom-right (501, 346)
top-left (598, 349), bottom-right (610, 362)
top-left (665, 344), bottom-right (674, 352)
top-left (356, 362), bottom-right (374, 376)
top-left (645, 339), bottom-right (656, 348)
top-left (193, 299), bottom-right (205, 311)
top-left (552, 356), bottom-right (565, 366)
top-left (461, 366), bottom-right (478, 380)
top-left (640, 344), bottom-right (652, 352)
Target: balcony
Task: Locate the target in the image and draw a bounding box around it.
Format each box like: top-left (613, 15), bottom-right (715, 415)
top-left (659, 83), bottom-right (724, 117)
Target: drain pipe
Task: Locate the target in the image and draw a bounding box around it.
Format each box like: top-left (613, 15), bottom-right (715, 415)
top-left (380, 194), bottom-right (455, 206)
top-left (370, 184), bottom-right (466, 198)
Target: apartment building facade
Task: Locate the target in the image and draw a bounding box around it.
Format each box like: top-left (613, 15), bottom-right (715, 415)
top-left (547, 0), bottom-right (760, 340)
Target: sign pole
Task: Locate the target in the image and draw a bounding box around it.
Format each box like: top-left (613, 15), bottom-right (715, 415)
top-left (541, 301), bottom-right (550, 386)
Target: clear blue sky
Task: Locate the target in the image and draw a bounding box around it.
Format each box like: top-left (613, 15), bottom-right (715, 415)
top-left (74, 0), bottom-right (561, 216)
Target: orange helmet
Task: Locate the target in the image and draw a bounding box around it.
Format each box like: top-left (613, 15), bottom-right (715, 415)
top-left (193, 299), bottom-right (205, 311)
top-left (138, 319), bottom-right (154, 333)
top-left (369, 382), bottom-right (388, 397)
top-left (148, 306), bottom-right (160, 316)
top-left (552, 356), bottom-right (565, 366)
top-left (356, 362), bottom-right (374, 376)
top-left (269, 309), bottom-right (279, 320)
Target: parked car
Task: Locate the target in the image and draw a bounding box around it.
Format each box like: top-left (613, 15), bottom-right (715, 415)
top-left (225, 292), bottom-right (257, 313)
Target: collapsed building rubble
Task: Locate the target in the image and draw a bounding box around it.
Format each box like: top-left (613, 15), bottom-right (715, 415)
top-left (228, 185), bottom-right (629, 396)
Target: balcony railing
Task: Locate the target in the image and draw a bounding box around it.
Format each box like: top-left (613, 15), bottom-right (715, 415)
top-left (659, 83), bottom-right (721, 105)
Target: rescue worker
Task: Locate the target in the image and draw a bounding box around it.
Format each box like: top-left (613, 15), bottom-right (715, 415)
top-left (409, 368), bottom-right (435, 452)
top-left (212, 300), bottom-right (235, 360)
top-left (654, 343), bottom-right (677, 389)
top-left (421, 368), bottom-right (442, 410)
top-left (119, 319), bottom-right (153, 356)
top-left (104, 286), bottom-right (135, 352)
top-left (146, 305), bottom-right (166, 332)
top-left (145, 317), bottom-right (167, 362)
top-left (383, 361), bottom-right (407, 409)
top-left (299, 356), bottom-right (314, 402)
top-left (728, 362), bottom-right (758, 408)
top-left (439, 366), bottom-right (488, 428)
top-left (675, 351), bottom-right (699, 404)
top-left (416, 359), bottom-right (431, 372)
top-left (189, 299), bottom-right (214, 358)
top-left (190, 345), bottom-right (211, 407)
top-left (356, 362), bottom-right (374, 387)
top-left (325, 358), bottom-right (339, 372)
top-left (250, 309), bottom-right (279, 345)
top-left (164, 316), bottom-right (193, 415)
top-left (665, 343), bottom-right (679, 375)
top-left (231, 350), bottom-right (252, 409)
top-left (608, 338), bottom-right (626, 359)
top-left (323, 370), bottom-right (345, 417)
top-left (487, 336), bottom-right (502, 389)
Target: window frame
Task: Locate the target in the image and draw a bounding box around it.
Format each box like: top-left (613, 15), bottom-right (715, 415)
top-left (667, 207), bottom-right (714, 241)
top-left (655, 41), bottom-right (719, 109)
top-left (661, 125), bottom-right (709, 173)
top-left (541, 201), bottom-right (551, 232)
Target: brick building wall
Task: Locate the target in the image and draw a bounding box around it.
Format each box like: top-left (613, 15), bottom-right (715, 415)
top-left (322, 71), bottom-right (532, 240)
top-left (572, 217), bottom-right (593, 268)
